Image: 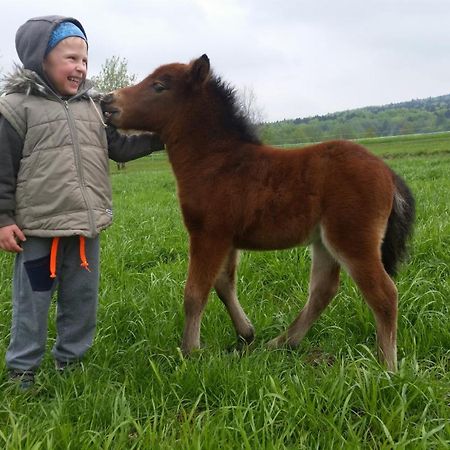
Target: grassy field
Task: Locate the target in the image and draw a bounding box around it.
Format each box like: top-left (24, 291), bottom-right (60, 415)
top-left (0, 133), bottom-right (449, 449)
top-left (282, 131), bottom-right (450, 158)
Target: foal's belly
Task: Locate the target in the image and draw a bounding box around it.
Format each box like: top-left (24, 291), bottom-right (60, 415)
top-left (234, 224), bottom-right (317, 251)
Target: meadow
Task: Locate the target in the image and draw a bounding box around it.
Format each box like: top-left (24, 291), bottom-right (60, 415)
top-left (0, 133), bottom-right (449, 449)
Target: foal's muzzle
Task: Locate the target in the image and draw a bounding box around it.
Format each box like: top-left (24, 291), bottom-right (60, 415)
top-left (100, 93), bottom-right (120, 122)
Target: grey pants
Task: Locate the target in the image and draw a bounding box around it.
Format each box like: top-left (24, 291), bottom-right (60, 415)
top-left (6, 236), bottom-right (100, 371)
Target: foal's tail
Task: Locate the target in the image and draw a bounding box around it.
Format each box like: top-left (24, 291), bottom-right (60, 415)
top-left (381, 172), bottom-right (416, 277)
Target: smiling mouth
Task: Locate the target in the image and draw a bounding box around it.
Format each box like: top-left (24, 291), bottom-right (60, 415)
top-left (68, 77), bottom-right (81, 84)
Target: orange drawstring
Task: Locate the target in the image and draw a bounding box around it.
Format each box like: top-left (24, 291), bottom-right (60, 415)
top-left (79, 236), bottom-right (90, 272)
top-left (49, 236), bottom-right (91, 279)
top-left (50, 237), bottom-right (60, 278)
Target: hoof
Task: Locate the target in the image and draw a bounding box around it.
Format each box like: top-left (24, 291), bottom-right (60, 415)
top-left (239, 328), bottom-right (255, 344)
top-left (181, 342), bottom-right (202, 357)
top-left (267, 336), bottom-right (284, 350)
top-left (236, 333), bottom-right (255, 352)
top-left (226, 333), bottom-right (255, 354)
top-left (267, 334), bottom-right (299, 351)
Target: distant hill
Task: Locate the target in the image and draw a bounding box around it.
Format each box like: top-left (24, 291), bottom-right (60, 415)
top-left (259, 94), bottom-right (450, 145)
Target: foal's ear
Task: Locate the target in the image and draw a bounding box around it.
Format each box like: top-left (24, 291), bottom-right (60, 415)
top-left (189, 54), bottom-right (210, 85)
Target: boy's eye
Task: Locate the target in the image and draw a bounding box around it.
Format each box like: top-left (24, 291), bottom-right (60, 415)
top-left (152, 82), bottom-right (166, 93)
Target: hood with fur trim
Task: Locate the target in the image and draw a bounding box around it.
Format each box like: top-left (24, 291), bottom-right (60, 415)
top-left (1, 65), bottom-right (99, 101)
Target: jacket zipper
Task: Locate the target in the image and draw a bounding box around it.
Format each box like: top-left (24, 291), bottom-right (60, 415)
top-left (63, 100), bottom-right (96, 236)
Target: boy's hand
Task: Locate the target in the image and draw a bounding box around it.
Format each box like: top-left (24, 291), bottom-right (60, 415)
top-left (0, 224), bottom-right (26, 253)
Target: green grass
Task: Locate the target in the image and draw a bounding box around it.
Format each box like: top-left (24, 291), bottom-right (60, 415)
top-left (0, 136), bottom-right (449, 449)
top-left (282, 130), bottom-right (450, 159)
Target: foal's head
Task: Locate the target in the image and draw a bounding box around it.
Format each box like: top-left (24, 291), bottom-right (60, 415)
top-left (102, 54), bottom-right (260, 144)
top-left (101, 54), bottom-right (212, 133)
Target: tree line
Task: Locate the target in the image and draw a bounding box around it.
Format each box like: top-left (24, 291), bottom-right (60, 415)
top-left (259, 95), bottom-right (450, 144)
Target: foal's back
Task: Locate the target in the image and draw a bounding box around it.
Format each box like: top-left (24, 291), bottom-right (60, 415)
top-left (213, 139), bottom-right (395, 251)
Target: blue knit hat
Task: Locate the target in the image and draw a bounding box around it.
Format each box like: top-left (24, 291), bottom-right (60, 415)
top-left (45, 21), bottom-right (87, 55)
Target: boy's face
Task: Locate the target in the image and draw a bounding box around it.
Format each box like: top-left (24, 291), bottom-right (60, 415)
top-left (43, 37), bottom-right (88, 96)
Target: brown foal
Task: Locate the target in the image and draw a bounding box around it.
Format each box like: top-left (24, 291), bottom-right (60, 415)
top-left (102, 55), bottom-right (415, 371)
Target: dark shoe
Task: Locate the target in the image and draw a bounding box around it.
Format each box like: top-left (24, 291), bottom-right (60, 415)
top-left (55, 359), bottom-right (81, 373)
top-left (8, 369), bottom-right (35, 391)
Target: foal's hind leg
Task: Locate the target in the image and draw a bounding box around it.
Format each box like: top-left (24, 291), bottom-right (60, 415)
top-left (267, 240), bottom-right (340, 349)
top-left (322, 224), bottom-right (399, 371)
top-left (214, 249), bottom-right (255, 347)
top-left (346, 260), bottom-right (398, 371)
top-left (182, 235), bottom-right (231, 355)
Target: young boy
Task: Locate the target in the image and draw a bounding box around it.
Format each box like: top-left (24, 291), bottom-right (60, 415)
top-left (0, 15), bottom-right (163, 389)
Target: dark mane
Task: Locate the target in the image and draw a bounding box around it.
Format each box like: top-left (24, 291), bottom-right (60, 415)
top-left (207, 75), bottom-right (262, 145)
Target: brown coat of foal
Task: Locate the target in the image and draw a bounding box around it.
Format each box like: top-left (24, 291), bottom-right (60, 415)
top-left (102, 55), bottom-right (415, 371)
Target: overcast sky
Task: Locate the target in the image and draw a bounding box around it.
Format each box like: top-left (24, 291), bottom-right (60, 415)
top-left (1, 0), bottom-right (450, 121)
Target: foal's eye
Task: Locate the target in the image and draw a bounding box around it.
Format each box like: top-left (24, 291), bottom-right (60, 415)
top-left (152, 82), bottom-right (166, 93)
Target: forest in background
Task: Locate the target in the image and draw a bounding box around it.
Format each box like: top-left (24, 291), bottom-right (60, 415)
top-left (259, 94), bottom-right (450, 144)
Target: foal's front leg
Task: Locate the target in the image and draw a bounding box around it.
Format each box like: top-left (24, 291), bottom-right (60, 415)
top-left (214, 249), bottom-right (255, 348)
top-left (181, 235), bottom-right (230, 355)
